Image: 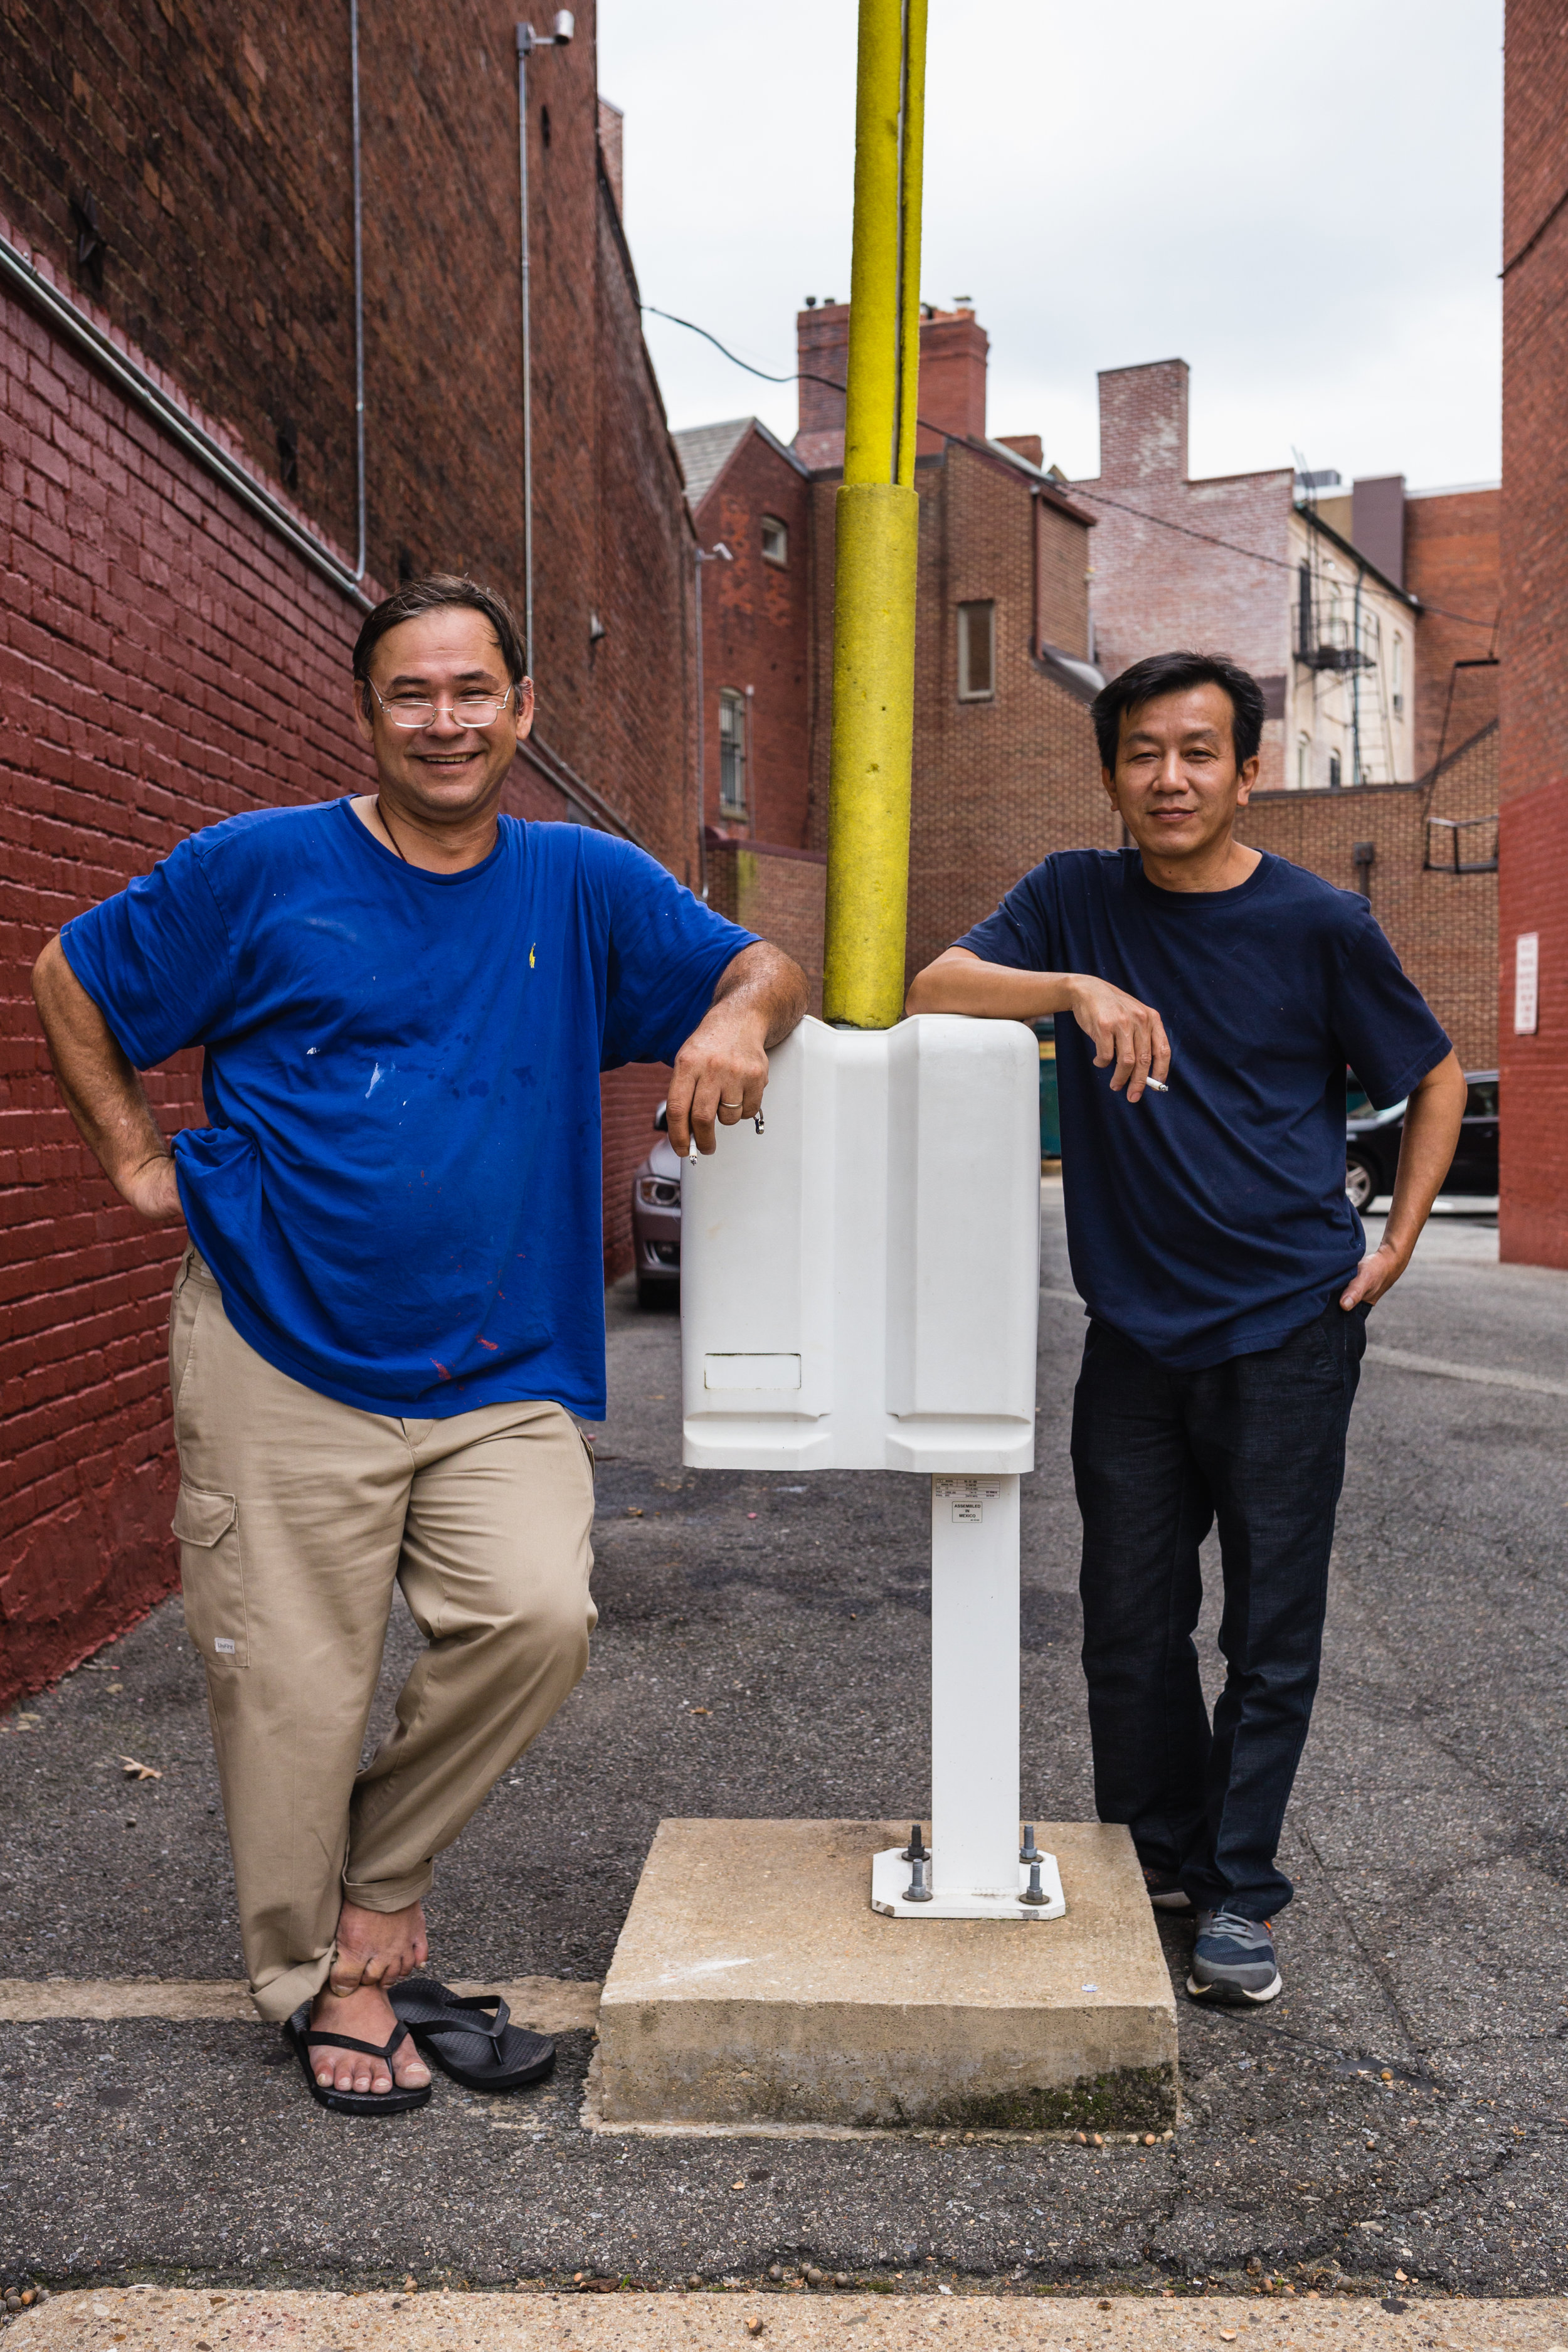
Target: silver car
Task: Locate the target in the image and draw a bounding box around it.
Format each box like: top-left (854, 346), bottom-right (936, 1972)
top-left (630, 1101), bottom-right (682, 1306)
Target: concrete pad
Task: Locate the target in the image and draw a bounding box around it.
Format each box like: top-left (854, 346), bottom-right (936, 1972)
top-left (595, 1821), bottom-right (1176, 2134)
top-left (0, 1976), bottom-right (601, 2031)
top-left (17, 2290), bottom-right (1568, 2352)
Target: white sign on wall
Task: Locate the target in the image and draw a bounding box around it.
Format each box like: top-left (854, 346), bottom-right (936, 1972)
top-left (1514, 932), bottom-right (1540, 1036)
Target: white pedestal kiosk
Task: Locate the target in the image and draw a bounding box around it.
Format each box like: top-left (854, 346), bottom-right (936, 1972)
top-left (680, 1012), bottom-right (1063, 1922)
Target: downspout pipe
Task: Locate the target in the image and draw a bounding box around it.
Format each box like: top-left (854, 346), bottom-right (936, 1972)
top-left (350, 0), bottom-right (367, 581)
top-left (514, 17), bottom-right (574, 682)
top-left (692, 541), bottom-right (734, 901)
top-left (516, 26), bottom-right (536, 679)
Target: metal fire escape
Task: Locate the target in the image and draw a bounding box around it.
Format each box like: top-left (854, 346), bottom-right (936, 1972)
top-left (1295, 541), bottom-right (1396, 785)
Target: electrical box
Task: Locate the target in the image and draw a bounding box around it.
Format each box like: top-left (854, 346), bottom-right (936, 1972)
top-left (680, 1014), bottom-right (1039, 1473)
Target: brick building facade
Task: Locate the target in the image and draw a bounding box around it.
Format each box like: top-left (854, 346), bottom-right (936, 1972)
top-left (679, 302), bottom-right (1112, 1002)
top-left (1071, 357), bottom-right (1502, 1071)
top-left (1498, 0), bottom-right (1568, 1266)
top-left (1, 1), bottom-right (696, 1700)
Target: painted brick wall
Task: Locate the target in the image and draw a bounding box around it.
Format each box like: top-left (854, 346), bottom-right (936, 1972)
top-left (1498, 0), bottom-right (1568, 1263)
top-left (0, 0), bottom-right (699, 1702)
top-left (1499, 779), bottom-right (1568, 1265)
top-left (1073, 359), bottom-right (1294, 792)
top-left (689, 430), bottom-right (813, 850)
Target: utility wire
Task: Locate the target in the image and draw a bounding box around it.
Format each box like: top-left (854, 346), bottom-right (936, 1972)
top-left (645, 302), bottom-right (1501, 636)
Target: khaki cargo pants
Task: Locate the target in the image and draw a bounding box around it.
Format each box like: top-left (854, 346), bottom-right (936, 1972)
top-left (169, 1248), bottom-right (597, 2022)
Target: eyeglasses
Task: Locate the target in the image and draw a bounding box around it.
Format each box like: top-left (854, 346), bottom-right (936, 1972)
top-left (364, 681), bottom-right (516, 730)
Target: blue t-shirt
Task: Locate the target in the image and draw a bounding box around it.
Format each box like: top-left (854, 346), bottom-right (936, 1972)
top-left (959, 849), bottom-right (1450, 1369)
top-left (62, 801), bottom-right (754, 1419)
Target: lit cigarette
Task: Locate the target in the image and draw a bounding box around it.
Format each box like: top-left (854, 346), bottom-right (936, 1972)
top-left (688, 1135), bottom-right (699, 1162)
top-left (1144, 1078), bottom-right (1169, 1094)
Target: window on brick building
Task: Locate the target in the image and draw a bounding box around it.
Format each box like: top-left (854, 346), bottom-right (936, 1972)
top-left (1329, 749), bottom-right (1342, 790)
top-left (1296, 733), bottom-right (1311, 792)
top-left (957, 601), bottom-right (995, 701)
top-left (718, 689), bottom-right (748, 816)
top-left (760, 516), bottom-right (788, 566)
top-left (1392, 632), bottom-right (1405, 718)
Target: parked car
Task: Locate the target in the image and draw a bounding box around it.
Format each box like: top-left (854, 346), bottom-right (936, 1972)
top-left (1345, 1069), bottom-right (1498, 1211)
top-left (630, 1101), bottom-right (682, 1306)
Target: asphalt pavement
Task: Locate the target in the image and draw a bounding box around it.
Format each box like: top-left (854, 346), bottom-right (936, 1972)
top-left (2, 1184), bottom-right (1565, 2301)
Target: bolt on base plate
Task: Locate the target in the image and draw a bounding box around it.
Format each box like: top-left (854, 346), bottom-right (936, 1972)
top-left (870, 1845), bottom-right (1066, 1920)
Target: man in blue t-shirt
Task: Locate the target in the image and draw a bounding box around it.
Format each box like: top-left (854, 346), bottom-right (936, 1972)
top-left (32, 574), bottom-right (807, 2112)
top-left (909, 650), bottom-right (1465, 2008)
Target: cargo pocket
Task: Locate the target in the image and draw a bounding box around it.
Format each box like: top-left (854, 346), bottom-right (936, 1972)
top-left (172, 1484), bottom-right (248, 1668)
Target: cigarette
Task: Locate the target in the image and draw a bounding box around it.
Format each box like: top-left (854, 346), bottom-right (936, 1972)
top-left (1144, 1078), bottom-right (1169, 1094)
top-left (688, 1135), bottom-right (699, 1162)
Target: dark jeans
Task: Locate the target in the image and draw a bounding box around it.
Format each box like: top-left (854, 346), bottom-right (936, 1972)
top-left (1071, 1300), bottom-right (1367, 1920)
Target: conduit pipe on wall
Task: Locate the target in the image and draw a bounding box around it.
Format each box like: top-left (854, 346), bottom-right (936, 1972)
top-left (0, 230), bottom-right (374, 613)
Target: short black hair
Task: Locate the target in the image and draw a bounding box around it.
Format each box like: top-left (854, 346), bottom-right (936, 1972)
top-left (352, 573), bottom-right (526, 685)
top-left (1091, 651), bottom-right (1266, 773)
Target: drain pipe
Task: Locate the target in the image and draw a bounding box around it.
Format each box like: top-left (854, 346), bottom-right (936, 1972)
top-left (349, 0), bottom-right (367, 581)
top-left (516, 14), bottom-right (575, 679)
top-left (692, 542), bottom-right (732, 899)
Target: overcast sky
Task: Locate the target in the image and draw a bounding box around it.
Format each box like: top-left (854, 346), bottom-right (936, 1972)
top-left (596, 0), bottom-right (1503, 493)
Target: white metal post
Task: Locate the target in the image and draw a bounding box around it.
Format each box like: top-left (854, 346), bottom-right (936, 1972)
top-left (930, 1473), bottom-right (1020, 1898)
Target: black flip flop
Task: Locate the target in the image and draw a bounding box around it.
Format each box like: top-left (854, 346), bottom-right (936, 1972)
top-left (283, 2004), bottom-right (433, 2117)
top-left (388, 1976), bottom-right (555, 2093)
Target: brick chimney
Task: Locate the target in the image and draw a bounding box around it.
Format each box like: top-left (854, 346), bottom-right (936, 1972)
top-left (1096, 359), bottom-right (1190, 482)
top-left (915, 304), bottom-right (987, 452)
top-left (795, 304), bottom-right (851, 470)
top-left (795, 299), bottom-right (988, 471)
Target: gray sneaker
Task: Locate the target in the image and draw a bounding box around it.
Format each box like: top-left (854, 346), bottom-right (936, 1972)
top-left (1187, 1908), bottom-right (1282, 2004)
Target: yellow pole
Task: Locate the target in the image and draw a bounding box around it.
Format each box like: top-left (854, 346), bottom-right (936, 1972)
top-left (821, 0), bottom-right (928, 1030)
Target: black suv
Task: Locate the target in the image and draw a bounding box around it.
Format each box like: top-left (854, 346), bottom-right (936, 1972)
top-left (1345, 1070), bottom-right (1497, 1212)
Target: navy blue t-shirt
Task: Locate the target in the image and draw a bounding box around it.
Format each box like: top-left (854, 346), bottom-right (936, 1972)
top-left (959, 849), bottom-right (1450, 1369)
top-left (62, 801), bottom-right (754, 1419)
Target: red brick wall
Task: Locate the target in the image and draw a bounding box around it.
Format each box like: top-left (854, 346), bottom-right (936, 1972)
top-left (690, 430), bottom-right (813, 850)
top-left (1501, 0), bottom-right (1568, 811)
top-left (1497, 0), bottom-right (1568, 1262)
top-left (707, 841), bottom-right (826, 1016)
top-left (1036, 491), bottom-right (1091, 659)
top-left (1239, 748), bottom-right (1498, 1073)
top-left (1405, 487), bottom-right (1500, 781)
top-left (800, 444), bottom-right (1112, 982)
top-left (601, 1064), bottom-right (672, 1283)
top-left (0, 260), bottom-right (369, 1704)
top-left (1499, 779), bottom-right (1568, 1265)
top-left (1073, 359), bottom-right (1294, 792)
top-left (0, 0), bottom-right (699, 1702)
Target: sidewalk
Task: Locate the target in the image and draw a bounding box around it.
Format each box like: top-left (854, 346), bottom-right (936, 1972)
top-left (14, 2291), bottom-right (1568, 2352)
top-left (1, 1192), bottom-right (1565, 2296)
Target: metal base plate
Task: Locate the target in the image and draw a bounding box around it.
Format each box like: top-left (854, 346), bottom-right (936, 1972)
top-left (870, 1845), bottom-right (1066, 1921)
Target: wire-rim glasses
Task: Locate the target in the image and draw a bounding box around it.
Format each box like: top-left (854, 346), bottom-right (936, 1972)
top-left (365, 681), bottom-right (516, 731)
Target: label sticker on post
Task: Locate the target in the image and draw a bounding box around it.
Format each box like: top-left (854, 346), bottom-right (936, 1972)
top-left (935, 1475), bottom-right (1000, 1523)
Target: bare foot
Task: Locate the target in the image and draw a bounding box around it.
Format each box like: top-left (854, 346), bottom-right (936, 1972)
top-left (307, 1895), bottom-right (432, 2095)
top-left (307, 1983), bottom-right (431, 2095)
top-left (328, 1895), bottom-right (429, 1996)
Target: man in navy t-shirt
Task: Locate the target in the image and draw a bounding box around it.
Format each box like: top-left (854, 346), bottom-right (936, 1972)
top-left (32, 575), bottom-right (806, 2112)
top-left (908, 650), bottom-right (1465, 2007)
